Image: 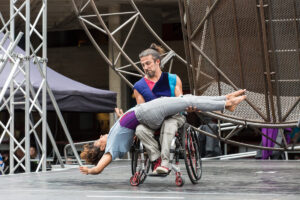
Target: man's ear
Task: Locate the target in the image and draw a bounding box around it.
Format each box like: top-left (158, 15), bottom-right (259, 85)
top-left (155, 59), bottom-right (160, 65)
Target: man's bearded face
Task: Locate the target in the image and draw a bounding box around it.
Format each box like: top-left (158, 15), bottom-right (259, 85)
top-left (145, 68), bottom-right (156, 78)
top-left (140, 55), bottom-right (159, 78)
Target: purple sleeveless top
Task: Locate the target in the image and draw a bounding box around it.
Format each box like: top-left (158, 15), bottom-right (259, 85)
top-left (133, 72), bottom-right (177, 102)
top-left (119, 111), bottom-right (139, 130)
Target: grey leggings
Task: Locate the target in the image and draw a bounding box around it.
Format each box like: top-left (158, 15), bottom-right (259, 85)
top-left (134, 95), bottom-right (226, 130)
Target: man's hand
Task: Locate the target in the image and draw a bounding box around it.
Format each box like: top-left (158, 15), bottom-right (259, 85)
top-left (186, 106), bottom-right (201, 113)
top-left (79, 166), bottom-right (90, 175)
top-left (114, 108), bottom-right (124, 118)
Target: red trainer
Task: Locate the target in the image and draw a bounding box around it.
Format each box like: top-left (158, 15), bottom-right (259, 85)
top-left (155, 166), bottom-right (169, 174)
top-left (152, 158), bottom-right (161, 174)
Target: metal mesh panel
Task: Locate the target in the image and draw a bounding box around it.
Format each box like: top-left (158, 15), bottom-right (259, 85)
top-left (202, 82), bottom-right (266, 122)
top-left (268, 0), bottom-right (300, 122)
top-left (181, 0), bottom-right (300, 126)
top-left (234, 0), bottom-right (266, 93)
top-left (213, 0), bottom-right (247, 87)
top-left (186, 0), bottom-right (211, 33)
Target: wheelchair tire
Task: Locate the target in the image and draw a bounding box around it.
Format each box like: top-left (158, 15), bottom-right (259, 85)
top-left (189, 127), bottom-right (202, 180)
top-left (131, 140), bottom-right (150, 184)
top-left (130, 173), bottom-right (140, 186)
top-left (175, 172), bottom-right (185, 187)
top-left (182, 124), bottom-right (202, 184)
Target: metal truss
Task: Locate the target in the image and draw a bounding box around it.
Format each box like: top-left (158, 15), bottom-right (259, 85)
top-left (189, 114), bottom-right (300, 155)
top-left (178, 0), bottom-right (300, 153)
top-left (178, 0), bottom-right (300, 127)
top-left (0, 0), bottom-right (82, 174)
top-left (71, 0), bottom-right (191, 88)
top-left (71, 0), bottom-right (300, 153)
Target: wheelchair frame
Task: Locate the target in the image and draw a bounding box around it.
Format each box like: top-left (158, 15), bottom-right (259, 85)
top-left (130, 123), bottom-right (202, 187)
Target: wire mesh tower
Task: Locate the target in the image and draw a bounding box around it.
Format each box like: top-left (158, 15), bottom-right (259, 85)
top-left (176, 0), bottom-right (300, 153)
top-left (0, 0), bottom-right (82, 174)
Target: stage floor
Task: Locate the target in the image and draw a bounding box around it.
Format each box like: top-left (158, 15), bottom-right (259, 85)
top-left (0, 160), bottom-right (300, 200)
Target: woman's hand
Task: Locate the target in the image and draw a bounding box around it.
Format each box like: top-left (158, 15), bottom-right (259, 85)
top-left (79, 166), bottom-right (90, 175)
top-left (79, 154), bottom-right (112, 175)
top-left (115, 108), bottom-right (124, 118)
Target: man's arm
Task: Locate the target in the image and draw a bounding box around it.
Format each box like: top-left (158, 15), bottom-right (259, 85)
top-left (79, 153), bottom-right (112, 175)
top-left (175, 76), bottom-right (198, 112)
top-left (133, 89), bottom-right (146, 104)
top-left (174, 76), bottom-right (183, 97)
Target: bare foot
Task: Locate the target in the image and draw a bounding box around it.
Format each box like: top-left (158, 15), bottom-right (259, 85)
top-left (226, 89), bottom-right (246, 100)
top-left (225, 95), bottom-right (247, 112)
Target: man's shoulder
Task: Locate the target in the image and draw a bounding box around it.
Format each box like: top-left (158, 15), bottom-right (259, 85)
top-left (168, 73), bottom-right (177, 84)
top-left (166, 72), bottom-right (180, 81)
top-left (133, 77), bottom-right (146, 87)
top-left (166, 72), bottom-right (176, 76)
top-left (167, 72), bottom-right (177, 78)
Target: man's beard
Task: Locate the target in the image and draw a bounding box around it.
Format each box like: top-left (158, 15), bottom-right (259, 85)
top-left (145, 70), bottom-right (155, 78)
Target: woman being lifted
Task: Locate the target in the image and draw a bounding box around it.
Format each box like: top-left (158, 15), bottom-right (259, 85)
top-left (79, 90), bottom-right (246, 175)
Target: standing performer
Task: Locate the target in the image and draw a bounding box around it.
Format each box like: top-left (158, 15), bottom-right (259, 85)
top-left (79, 90), bottom-right (246, 175)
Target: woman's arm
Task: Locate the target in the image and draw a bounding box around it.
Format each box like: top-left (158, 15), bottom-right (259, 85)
top-left (79, 153), bottom-right (112, 175)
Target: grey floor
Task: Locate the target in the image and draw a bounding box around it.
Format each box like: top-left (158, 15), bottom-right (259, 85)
top-left (0, 160), bottom-right (300, 200)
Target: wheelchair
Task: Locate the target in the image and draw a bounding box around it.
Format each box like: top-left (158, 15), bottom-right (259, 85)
top-left (129, 123), bottom-right (202, 187)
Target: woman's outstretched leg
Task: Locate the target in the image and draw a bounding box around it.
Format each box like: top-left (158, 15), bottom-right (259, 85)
top-left (183, 89), bottom-right (246, 112)
top-left (225, 95), bottom-right (247, 112)
top-left (135, 93), bottom-right (246, 130)
top-left (199, 89), bottom-right (246, 101)
top-left (225, 89), bottom-right (246, 100)
top-left (180, 94), bottom-right (246, 113)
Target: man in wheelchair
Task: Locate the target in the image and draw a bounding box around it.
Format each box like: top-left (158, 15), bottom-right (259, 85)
top-left (135, 116), bottom-right (185, 175)
top-left (132, 44), bottom-right (190, 175)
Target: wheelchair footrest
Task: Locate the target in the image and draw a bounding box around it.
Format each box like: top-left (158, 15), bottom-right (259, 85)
top-left (148, 171), bottom-right (171, 177)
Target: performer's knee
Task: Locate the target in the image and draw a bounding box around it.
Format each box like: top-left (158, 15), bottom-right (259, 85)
top-left (135, 125), bottom-right (151, 137)
top-left (161, 124), bottom-right (177, 136)
top-left (135, 126), bottom-right (144, 138)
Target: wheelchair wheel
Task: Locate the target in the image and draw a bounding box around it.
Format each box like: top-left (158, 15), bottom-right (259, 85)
top-left (130, 172), bottom-right (140, 186)
top-left (131, 140), bottom-right (150, 184)
top-left (182, 124), bottom-right (202, 184)
top-left (175, 172), bottom-right (185, 187)
top-left (189, 127), bottom-right (202, 179)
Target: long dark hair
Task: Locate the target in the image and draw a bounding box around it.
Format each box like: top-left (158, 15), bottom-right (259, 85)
top-left (149, 43), bottom-right (165, 55)
top-left (80, 144), bottom-right (104, 165)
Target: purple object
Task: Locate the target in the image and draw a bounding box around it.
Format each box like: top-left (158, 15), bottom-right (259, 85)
top-left (261, 128), bottom-right (292, 159)
top-left (119, 111), bottom-right (139, 130)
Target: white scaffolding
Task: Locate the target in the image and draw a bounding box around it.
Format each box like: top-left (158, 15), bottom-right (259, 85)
top-left (0, 0), bottom-right (82, 174)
